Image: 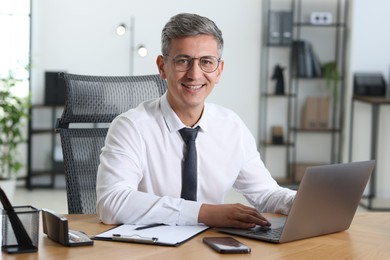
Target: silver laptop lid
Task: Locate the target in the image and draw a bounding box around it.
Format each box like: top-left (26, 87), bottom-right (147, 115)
top-left (279, 160), bottom-right (375, 243)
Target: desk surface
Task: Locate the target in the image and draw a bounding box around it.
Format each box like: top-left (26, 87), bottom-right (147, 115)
top-left (3, 212), bottom-right (390, 259)
top-left (353, 95), bottom-right (390, 105)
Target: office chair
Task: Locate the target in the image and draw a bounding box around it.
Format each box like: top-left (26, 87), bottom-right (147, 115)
top-left (55, 73), bottom-right (167, 214)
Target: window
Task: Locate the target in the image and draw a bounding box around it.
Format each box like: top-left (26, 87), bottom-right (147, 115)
top-left (0, 0), bottom-right (31, 95)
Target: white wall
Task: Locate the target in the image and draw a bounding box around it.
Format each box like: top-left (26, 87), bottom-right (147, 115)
top-left (31, 0), bottom-right (262, 137)
top-left (30, 0), bottom-right (263, 175)
top-left (349, 0), bottom-right (390, 80)
top-left (347, 0), bottom-right (390, 198)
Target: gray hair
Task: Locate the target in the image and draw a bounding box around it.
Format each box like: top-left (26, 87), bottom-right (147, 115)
top-left (161, 13), bottom-right (224, 57)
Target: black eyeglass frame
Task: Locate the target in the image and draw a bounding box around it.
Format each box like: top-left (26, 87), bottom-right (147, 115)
top-left (164, 55), bottom-right (222, 73)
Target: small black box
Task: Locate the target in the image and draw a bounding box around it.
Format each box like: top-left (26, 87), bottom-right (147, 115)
top-left (353, 73), bottom-right (386, 96)
top-left (44, 71), bottom-right (66, 105)
top-left (271, 126), bottom-right (284, 145)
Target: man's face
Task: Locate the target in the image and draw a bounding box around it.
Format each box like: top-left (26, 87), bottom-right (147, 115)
top-left (157, 35), bottom-right (224, 115)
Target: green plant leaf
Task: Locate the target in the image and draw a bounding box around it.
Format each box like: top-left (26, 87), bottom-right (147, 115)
top-left (0, 69), bottom-right (30, 179)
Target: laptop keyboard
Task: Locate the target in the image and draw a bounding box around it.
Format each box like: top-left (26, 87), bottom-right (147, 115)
top-left (247, 226), bottom-right (283, 240)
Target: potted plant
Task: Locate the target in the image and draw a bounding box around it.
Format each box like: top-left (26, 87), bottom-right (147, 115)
top-left (322, 61), bottom-right (340, 129)
top-left (323, 61), bottom-right (340, 104)
top-left (0, 70), bottom-right (30, 198)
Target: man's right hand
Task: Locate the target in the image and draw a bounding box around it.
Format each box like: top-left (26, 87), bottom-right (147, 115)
top-left (198, 203), bottom-right (271, 228)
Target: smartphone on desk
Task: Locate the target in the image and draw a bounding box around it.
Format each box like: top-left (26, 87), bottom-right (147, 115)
top-left (203, 237), bottom-right (251, 254)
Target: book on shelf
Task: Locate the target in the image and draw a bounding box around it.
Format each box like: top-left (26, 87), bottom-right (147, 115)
top-left (310, 44), bottom-right (323, 77)
top-left (292, 41), bottom-right (306, 77)
top-left (292, 40), bottom-right (322, 78)
top-left (303, 41), bottom-right (314, 78)
top-left (268, 11), bottom-right (281, 45)
top-left (281, 11), bottom-right (293, 45)
top-left (268, 11), bottom-right (292, 46)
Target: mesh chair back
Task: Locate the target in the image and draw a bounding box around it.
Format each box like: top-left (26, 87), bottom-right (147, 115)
top-left (56, 73), bottom-right (167, 214)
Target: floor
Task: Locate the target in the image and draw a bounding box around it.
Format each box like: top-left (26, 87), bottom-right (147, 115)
top-left (12, 184), bottom-right (371, 215)
top-left (13, 186), bottom-right (68, 213)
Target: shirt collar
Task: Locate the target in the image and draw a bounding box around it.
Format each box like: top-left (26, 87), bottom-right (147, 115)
top-left (160, 92), bottom-right (208, 133)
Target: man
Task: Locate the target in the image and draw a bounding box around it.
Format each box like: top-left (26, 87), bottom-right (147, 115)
top-left (96, 13), bottom-right (296, 228)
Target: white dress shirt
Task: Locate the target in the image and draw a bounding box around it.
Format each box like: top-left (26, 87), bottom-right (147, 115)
top-left (96, 93), bottom-right (296, 225)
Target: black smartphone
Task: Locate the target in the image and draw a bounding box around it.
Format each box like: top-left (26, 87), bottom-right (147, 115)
top-left (203, 237), bottom-right (251, 254)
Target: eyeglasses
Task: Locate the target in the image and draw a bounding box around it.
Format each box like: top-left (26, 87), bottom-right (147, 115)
top-left (164, 55), bottom-right (221, 73)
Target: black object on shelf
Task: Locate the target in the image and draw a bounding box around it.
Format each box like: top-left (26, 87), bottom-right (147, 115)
top-left (272, 64), bottom-right (285, 95)
top-left (271, 126), bottom-right (284, 144)
top-left (44, 71), bottom-right (66, 106)
top-left (353, 73), bottom-right (386, 96)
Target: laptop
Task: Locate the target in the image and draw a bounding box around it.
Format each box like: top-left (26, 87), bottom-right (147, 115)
top-left (217, 160), bottom-right (375, 243)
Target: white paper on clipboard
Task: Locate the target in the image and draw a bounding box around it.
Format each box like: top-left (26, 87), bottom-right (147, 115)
top-left (94, 224), bottom-right (209, 246)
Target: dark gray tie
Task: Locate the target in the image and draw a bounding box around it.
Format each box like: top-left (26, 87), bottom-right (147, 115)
top-left (179, 126), bottom-right (200, 201)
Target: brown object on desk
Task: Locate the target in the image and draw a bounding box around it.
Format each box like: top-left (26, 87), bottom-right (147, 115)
top-left (2, 213), bottom-right (390, 259)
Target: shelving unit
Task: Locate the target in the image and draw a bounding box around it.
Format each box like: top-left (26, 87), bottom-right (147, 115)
top-left (27, 105), bottom-right (64, 189)
top-left (260, 0), bottom-right (348, 185)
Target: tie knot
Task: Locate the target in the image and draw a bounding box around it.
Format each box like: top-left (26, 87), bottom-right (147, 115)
top-left (179, 126), bottom-right (200, 143)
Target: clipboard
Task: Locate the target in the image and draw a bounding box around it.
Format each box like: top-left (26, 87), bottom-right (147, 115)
top-left (93, 224), bottom-right (209, 246)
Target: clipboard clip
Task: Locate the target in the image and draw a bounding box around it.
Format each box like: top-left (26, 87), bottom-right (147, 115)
top-left (112, 234), bottom-right (158, 244)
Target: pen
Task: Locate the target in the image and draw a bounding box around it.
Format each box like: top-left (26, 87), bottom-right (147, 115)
top-left (134, 223), bottom-right (166, 231)
top-left (112, 234), bottom-right (158, 244)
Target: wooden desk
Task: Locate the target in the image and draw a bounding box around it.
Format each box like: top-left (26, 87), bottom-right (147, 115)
top-left (2, 213), bottom-right (390, 259)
